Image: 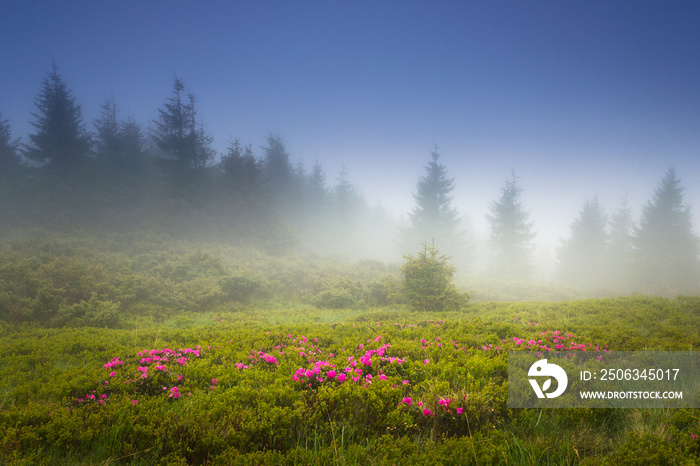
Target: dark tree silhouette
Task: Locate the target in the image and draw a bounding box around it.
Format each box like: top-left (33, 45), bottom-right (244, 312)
top-left (404, 146), bottom-right (461, 252)
top-left (332, 167), bottom-right (363, 218)
top-left (153, 77), bottom-right (214, 170)
top-left (24, 62), bottom-right (91, 172)
top-left (306, 160), bottom-right (329, 212)
top-left (262, 133), bottom-right (292, 189)
top-left (94, 97), bottom-right (149, 180)
top-left (261, 133), bottom-right (302, 215)
top-left (220, 138), bottom-right (264, 208)
top-left (93, 96), bottom-right (120, 160)
top-left (119, 117), bottom-right (147, 165)
top-left (633, 168), bottom-right (700, 294)
top-left (0, 113), bottom-right (21, 176)
top-left (556, 197), bottom-right (608, 289)
top-left (485, 173), bottom-right (535, 280)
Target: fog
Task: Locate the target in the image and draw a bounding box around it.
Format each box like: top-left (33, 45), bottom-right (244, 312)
top-left (2, 3), bottom-right (700, 299)
top-left (2, 100), bottom-right (699, 300)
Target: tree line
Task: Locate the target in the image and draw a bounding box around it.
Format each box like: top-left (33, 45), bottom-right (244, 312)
top-left (0, 64), bottom-right (394, 257)
top-left (1, 63), bottom-right (699, 295)
top-left (412, 149), bottom-right (700, 295)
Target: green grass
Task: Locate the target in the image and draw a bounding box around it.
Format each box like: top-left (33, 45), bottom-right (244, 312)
top-left (0, 232), bottom-right (699, 464)
top-left (0, 297), bottom-right (699, 464)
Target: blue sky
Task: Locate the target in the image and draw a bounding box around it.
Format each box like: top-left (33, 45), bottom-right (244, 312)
top-left (2, 1), bottom-right (699, 253)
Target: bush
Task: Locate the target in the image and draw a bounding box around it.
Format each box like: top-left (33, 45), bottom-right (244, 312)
top-left (400, 243), bottom-right (468, 311)
top-left (609, 430), bottom-right (696, 464)
top-left (220, 273), bottom-right (270, 303)
top-left (312, 276), bottom-right (364, 309)
top-left (51, 295), bottom-right (121, 328)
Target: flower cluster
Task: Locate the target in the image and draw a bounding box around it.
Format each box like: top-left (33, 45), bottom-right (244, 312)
top-left (76, 346), bottom-right (204, 406)
top-left (236, 350), bottom-right (279, 370)
top-left (292, 340), bottom-right (405, 389)
top-left (475, 329), bottom-right (609, 355)
top-left (399, 395), bottom-right (466, 418)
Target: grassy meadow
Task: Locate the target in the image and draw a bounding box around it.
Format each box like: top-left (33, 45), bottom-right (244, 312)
top-left (0, 232), bottom-right (699, 465)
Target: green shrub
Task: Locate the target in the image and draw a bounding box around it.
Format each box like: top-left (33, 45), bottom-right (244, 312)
top-left (609, 430), bottom-right (696, 465)
top-left (51, 295), bottom-right (121, 328)
top-left (220, 273), bottom-right (271, 303)
top-left (312, 276), bottom-right (364, 309)
top-left (401, 243), bottom-right (468, 311)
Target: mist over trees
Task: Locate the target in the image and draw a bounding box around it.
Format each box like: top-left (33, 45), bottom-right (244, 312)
top-left (1, 63), bottom-right (699, 296)
top-left (402, 146), bottom-right (467, 263)
top-left (23, 62), bottom-right (91, 173)
top-left (556, 197), bottom-right (608, 289)
top-left (0, 113), bottom-right (20, 177)
top-left (485, 174), bottom-right (535, 280)
top-left (554, 170), bottom-right (700, 295)
top-left (633, 168), bottom-right (700, 294)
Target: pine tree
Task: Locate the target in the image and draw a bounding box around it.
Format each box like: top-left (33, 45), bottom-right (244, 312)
top-left (556, 197), bottom-right (608, 289)
top-left (153, 77), bottom-right (213, 170)
top-left (94, 97), bottom-right (147, 177)
top-left (262, 133), bottom-right (302, 214)
top-left (633, 168), bottom-right (700, 294)
top-left (24, 62), bottom-right (91, 172)
top-left (220, 138), bottom-right (264, 205)
top-left (332, 167), bottom-right (362, 218)
top-left (93, 96), bottom-right (120, 160)
top-left (262, 133), bottom-right (293, 191)
top-left (404, 146), bottom-right (461, 251)
top-left (606, 197), bottom-right (635, 291)
top-left (0, 113), bottom-right (21, 176)
top-left (119, 117), bottom-right (147, 163)
top-left (307, 160), bottom-right (329, 209)
top-left (485, 173), bottom-right (535, 280)
top-left (400, 242), bottom-right (467, 311)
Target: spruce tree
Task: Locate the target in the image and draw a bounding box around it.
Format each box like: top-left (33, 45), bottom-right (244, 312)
top-left (556, 197), bottom-right (608, 289)
top-left (333, 167), bottom-right (362, 218)
top-left (94, 97), bottom-right (148, 178)
top-left (485, 173), bottom-right (535, 280)
top-left (404, 146), bottom-right (461, 251)
top-left (262, 133), bottom-right (301, 214)
top-left (262, 133), bottom-right (293, 191)
top-left (0, 113), bottom-right (21, 176)
top-left (220, 138), bottom-right (264, 205)
top-left (24, 62), bottom-right (91, 172)
top-left (400, 242), bottom-right (467, 311)
top-left (153, 77), bottom-right (213, 170)
top-left (633, 168), bottom-right (700, 294)
top-left (306, 160), bottom-right (329, 214)
top-left (606, 197), bottom-right (635, 291)
top-left (119, 117), bottom-right (147, 164)
top-left (93, 96), bottom-right (120, 161)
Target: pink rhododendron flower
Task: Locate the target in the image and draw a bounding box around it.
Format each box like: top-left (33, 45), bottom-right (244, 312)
top-left (337, 373), bottom-right (347, 382)
top-left (423, 408), bottom-right (433, 417)
top-left (456, 407), bottom-right (464, 415)
top-left (401, 397), bottom-right (412, 406)
top-left (327, 370), bottom-right (336, 379)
